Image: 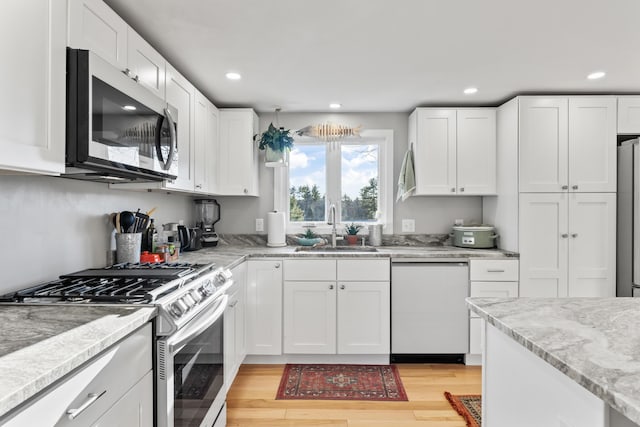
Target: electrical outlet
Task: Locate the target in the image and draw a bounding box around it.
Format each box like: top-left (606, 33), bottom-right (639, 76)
top-left (454, 219), bottom-right (464, 226)
top-left (402, 219), bottom-right (415, 233)
top-left (255, 218), bottom-right (264, 232)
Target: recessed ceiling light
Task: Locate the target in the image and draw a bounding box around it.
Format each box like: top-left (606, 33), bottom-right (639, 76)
top-left (329, 103), bottom-right (341, 109)
top-left (587, 71), bottom-right (606, 80)
top-left (463, 87), bottom-right (478, 95)
top-left (122, 105), bottom-right (136, 111)
top-left (225, 72), bottom-right (242, 80)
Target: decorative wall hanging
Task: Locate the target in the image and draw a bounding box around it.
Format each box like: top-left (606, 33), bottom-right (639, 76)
top-left (296, 123), bottom-right (362, 141)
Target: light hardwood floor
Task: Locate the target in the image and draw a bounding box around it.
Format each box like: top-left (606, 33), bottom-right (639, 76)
top-left (227, 364), bottom-right (482, 426)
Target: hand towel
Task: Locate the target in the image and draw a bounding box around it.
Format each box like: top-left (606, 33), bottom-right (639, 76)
top-left (396, 147), bottom-right (416, 202)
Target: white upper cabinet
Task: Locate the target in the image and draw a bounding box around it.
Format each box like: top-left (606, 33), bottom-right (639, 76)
top-left (411, 108), bottom-right (496, 195)
top-left (68, 0), bottom-right (128, 70)
top-left (205, 102), bottom-right (220, 194)
top-left (194, 91), bottom-right (219, 194)
top-left (457, 109), bottom-right (497, 195)
top-left (617, 96), bottom-right (640, 134)
top-left (0, 0), bottom-right (66, 175)
top-left (217, 109), bottom-right (260, 196)
top-left (69, 0), bottom-right (166, 99)
top-left (165, 64), bottom-right (195, 192)
top-left (126, 28), bottom-right (166, 99)
top-left (519, 97), bottom-right (616, 193)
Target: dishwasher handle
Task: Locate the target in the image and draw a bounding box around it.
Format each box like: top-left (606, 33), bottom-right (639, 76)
top-left (392, 260), bottom-right (468, 266)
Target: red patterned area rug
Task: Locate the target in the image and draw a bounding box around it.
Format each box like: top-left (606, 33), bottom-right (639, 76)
top-left (445, 392), bottom-right (482, 427)
top-left (276, 364), bottom-right (408, 401)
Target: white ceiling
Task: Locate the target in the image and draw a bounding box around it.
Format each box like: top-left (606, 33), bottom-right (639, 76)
top-left (105, 0), bottom-right (640, 113)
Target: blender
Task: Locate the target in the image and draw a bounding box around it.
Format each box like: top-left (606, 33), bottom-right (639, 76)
top-left (194, 199), bottom-right (220, 247)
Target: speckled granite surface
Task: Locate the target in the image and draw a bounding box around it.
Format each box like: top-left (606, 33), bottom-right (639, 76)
top-left (180, 235), bottom-right (517, 268)
top-left (467, 297), bottom-right (640, 425)
top-left (0, 305), bottom-right (156, 419)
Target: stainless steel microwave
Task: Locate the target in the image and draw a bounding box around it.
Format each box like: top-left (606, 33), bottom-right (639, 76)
top-left (65, 48), bottom-right (178, 182)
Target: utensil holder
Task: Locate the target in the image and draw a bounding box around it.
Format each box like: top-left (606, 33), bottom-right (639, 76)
top-left (115, 233), bottom-right (142, 264)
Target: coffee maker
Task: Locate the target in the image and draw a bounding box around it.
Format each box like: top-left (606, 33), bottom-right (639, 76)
top-left (194, 199), bottom-right (220, 247)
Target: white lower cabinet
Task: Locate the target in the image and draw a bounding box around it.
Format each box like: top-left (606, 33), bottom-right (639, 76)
top-left (283, 259), bottom-right (390, 355)
top-left (225, 262), bottom-right (247, 390)
top-left (4, 324), bottom-right (152, 427)
top-left (246, 259), bottom-right (283, 355)
top-left (519, 193), bottom-right (616, 297)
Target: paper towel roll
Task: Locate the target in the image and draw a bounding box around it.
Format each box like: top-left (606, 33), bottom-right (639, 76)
top-left (267, 211), bottom-right (286, 247)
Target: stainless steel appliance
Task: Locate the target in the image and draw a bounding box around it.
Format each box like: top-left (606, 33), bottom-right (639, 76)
top-left (0, 262), bottom-right (232, 427)
top-left (391, 260), bottom-right (469, 363)
top-left (195, 199), bottom-right (221, 247)
top-left (66, 48), bottom-right (178, 183)
top-left (617, 139), bottom-right (640, 297)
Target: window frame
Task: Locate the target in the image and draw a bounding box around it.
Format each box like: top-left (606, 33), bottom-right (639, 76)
top-left (275, 129), bottom-right (394, 235)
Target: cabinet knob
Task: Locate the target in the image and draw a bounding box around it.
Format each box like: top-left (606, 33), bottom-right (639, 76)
top-left (274, 263), bottom-right (280, 269)
top-left (329, 285), bottom-right (334, 290)
top-left (122, 68), bottom-right (131, 77)
top-left (340, 284), bottom-right (346, 290)
top-left (133, 74), bottom-right (139, 82)
top-left (459, 187), bottom-right (465, 192)
top-left (451, 188), bottom-right (456, 193)
top-left (561, 233), bottom-right (569, 238)
top-left (561, 185), bottom-right (568, 190)
top-left (243, 188), bottom-right (248, 194)
top-left (572, 185), bottom-right (579, 190)
top-left (195, 184), bottom-right (202, 189)
top-left (571, 233), bottom-right (578, 238)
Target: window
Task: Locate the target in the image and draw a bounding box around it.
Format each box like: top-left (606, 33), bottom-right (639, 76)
top-left (275, 129), bottom-right (393, 234)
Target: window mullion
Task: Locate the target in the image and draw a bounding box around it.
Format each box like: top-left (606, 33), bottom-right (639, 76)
top-left (326, 141), bottom-right (341, 224)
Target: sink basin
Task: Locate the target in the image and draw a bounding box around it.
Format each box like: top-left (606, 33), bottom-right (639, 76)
top-left (295, 246), bottom-right (378, 252)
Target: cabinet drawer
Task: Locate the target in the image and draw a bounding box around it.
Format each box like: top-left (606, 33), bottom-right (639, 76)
top-left (469, 281), bottom-right (518, 317)
top-left (337, 259), bottom-right (390, 281)
top-left (5, 324), bottom-right (152, 427)
top-left (284, 259), bottom-right (336, 281)
top-left (470, 259), bottom-right (518, 281)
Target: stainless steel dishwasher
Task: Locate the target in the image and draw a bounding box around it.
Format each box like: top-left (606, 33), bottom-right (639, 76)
top-left (391, 259), bottom-right (469, 363)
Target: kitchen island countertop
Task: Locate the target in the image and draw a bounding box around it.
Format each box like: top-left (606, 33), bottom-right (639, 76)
top-left (0, 305), bottom-right (156, 420)
top-left (467, 297), bottom-right (640, 425)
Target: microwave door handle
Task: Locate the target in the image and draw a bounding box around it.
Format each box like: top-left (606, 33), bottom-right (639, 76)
top-left (168, 295), bottom-right (228, 353)
top-left (163, 107), bottom-right (176, 171)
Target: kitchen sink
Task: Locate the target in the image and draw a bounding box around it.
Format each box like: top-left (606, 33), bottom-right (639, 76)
top-left (295, 246), bottom-right (378, 252)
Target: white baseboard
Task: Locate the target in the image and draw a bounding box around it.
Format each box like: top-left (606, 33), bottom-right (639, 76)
top-left (243, 354), bottom-right (390, 365)
top-left (465, 353), bottom-right (482, 366)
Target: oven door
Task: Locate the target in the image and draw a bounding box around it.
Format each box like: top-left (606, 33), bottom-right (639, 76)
top-left (157, 294), bottom-right (227, 427)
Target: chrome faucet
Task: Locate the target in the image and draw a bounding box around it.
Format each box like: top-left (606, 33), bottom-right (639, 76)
top-left (327, 203), bottom-right (342, 248)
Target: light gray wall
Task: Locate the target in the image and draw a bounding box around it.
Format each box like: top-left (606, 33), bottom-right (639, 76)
top-left (214, 112), bottom-right (482, 234)
top-left (0, 176), bottom-right (194, 292)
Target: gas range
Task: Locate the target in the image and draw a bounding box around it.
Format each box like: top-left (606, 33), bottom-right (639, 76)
top-left (0, 261), bottom-right (233, 336)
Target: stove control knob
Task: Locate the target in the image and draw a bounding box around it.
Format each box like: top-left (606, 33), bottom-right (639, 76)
top-left (214, 273), bottom-right (226, 287)
top-left (200, 279), bottom-right (215, 296)
top-left (182, 294), bottom-right (196, 309)
top-left (170, 301), bottom-right (185, 318)
top-left (190, 289), bottom-right (203, 303)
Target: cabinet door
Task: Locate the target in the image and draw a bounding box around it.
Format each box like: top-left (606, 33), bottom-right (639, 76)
top-left (568, 193), bottom-right (616, 297)
top-left (206, 103), bottom-right (220, 194)
top-left (617, 96), bottom-right (640, 134)
top-left (92, 371), bottom-right (153, 427)
top-left (246, 260), bottom-right (283, 355)
top-left (224, 287), bottom-right (238, 390)
top-left (194, 91), bottom-right (209, 193)
top-left (568, 97), bottom-right (617, 193)
top-left (165, 64), bottom-right (195, 192)
top-left (456, 109), bottom-right (497, 195)
top-left (127, 28), bottom-right (165, 99)
top-left (68, 0), bottom-right (128, 70)
top-left (413, 109), bottom-right (457, 195)
top-left (218, 109), bottom-right (259, 196)
top-left (519, 97), bottom-right (569, 192)
top-left (0, 0), bottom-right (66, 175)
top-left (283, 282), bottom-right (336, 354)
top-left (519, 193), bottom-right (569, 297)
top-left (337, 282), bottom-right (390, 354)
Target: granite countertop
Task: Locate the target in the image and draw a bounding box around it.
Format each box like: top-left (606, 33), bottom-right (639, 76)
top-left (0, 305), bottom-right (156, 420)
top-left (467, 297), bottom-right (640, 425)
top-left (178, 237), bottom-right (518, 269)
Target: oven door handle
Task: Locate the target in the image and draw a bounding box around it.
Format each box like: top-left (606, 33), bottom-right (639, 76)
top-left (168, 294), bottom-right (228, 354)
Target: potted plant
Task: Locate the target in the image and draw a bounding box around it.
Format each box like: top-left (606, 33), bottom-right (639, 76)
top-left (344, 223), bottom-right (363, 245)
top-left (297, 228), bottom-right (323, 246)
top-left (255, 123), bottom-right (294, 164)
